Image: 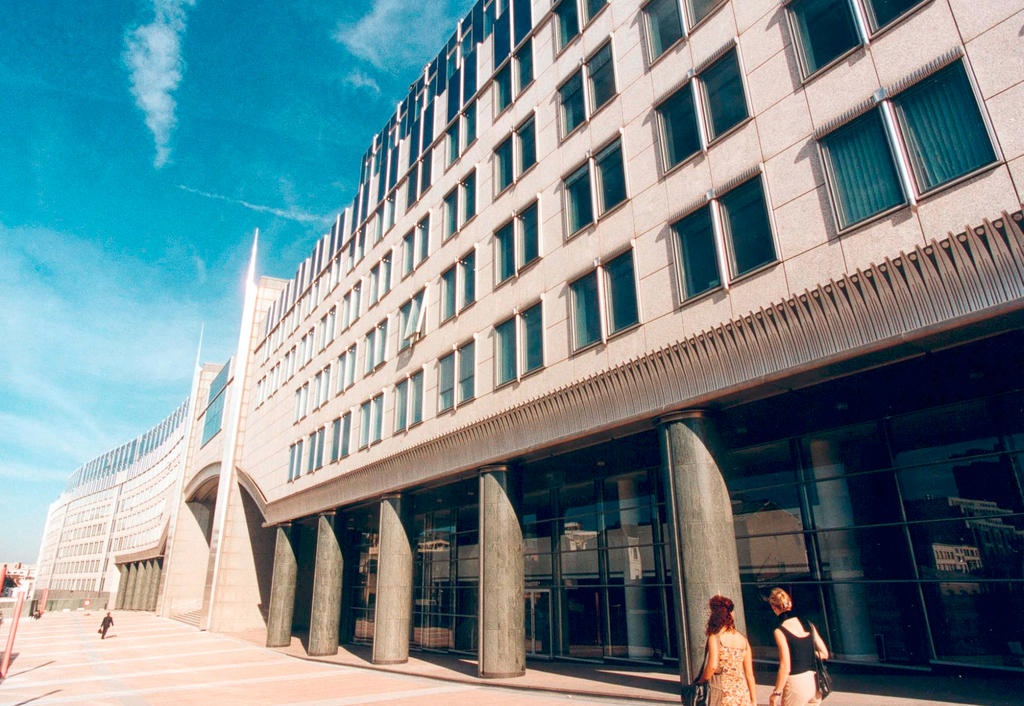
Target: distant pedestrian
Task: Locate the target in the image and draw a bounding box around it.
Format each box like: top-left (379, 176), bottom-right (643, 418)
top-left (99, 612), bottom-right (113, 639)
top-left (698, 595), bottom-right (757, 706)
top-left (768, 588), bottom-right (829, 706)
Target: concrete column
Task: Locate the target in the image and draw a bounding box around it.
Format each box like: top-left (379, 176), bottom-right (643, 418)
top-left (134, 561), bottom-right (152, 611)
top-left (123, 562), bottom-right (139, 611)
top-left (146, 559), bottom-right (163, 611)
top-left (308, 513), bottom-right (343, 656)
top-left (266, 523), bottom-right (298, 648)
top-left (372, 495), bottom-right (413, 665)
top-left (114, 565), bottom-right (128, 609)
top-left (478, 466), bottom-right (525, 678)
top-left (659, 411), bottom-right (744, 682)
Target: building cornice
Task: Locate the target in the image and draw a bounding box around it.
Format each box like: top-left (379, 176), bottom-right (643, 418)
top-left (264, 211), bottom-right (1024, 525)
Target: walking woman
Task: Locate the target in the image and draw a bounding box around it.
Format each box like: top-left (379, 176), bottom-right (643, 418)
top-left (767, 588), bottom-right (829, 706)
top-left (699, 595), bottom-right (758, 706)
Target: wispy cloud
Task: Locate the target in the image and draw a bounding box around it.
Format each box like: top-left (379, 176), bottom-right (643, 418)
top-left (333, 0), bottom-right (468, 75)
top-left (176, 184), bottom-right (327, 224)
top-left (123, 0), bottom-right (196, 168)
top-left (343, 69), bottom-right (381, 95)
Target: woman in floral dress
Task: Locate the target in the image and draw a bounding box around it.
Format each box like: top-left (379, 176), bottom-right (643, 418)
top-left (699, 595), bottom-right (758, 706)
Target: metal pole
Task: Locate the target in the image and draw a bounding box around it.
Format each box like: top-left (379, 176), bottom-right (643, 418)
top-left (0, 591), bottom-right (26, 679)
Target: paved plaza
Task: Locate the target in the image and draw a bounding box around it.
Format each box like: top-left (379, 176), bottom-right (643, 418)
top-left (0, 612), bottom-right (1018, 706)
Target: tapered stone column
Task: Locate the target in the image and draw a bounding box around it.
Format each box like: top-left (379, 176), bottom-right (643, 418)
top-left (659, 411), bottom-right (744, 683)
top-left (266, 523), bottom-right (298, 648)
top-left (123, 562), bottom-right (139, 611)
top-left (135, 561), bottom-right (152, 611)
top-left (146, 559), bottom-right (162, 611)
top-left (478, 466), bottom-right (525, 678)
top-left (372, 495), bottom-right (413, 665)
top-left (308, 512), bottom-right (343, 656)
top-left (114, 565), bottom-right (128, 609)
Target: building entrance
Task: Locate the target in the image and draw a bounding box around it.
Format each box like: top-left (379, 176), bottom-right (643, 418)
top-left (525, 589), bottom-right (552, 657)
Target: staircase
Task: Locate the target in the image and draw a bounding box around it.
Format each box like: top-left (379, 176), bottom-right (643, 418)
top-left (172, 609), bottom-right (202, 628)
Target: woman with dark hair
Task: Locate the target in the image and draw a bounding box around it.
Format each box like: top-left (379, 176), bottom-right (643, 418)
top-left (699, 595), bottom-right (758, 706)
top-left (768, 588), bottom-right (829, 706)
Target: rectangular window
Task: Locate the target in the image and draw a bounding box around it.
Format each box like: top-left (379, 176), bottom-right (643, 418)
top-left (331, 417), bottom-right (342, 462)
top-left (351, 282), bottom-right (362, 323)
top-left (459, 250), bottom-right (475, 309)
top-left (441, 266), bottom-right (457, 322)
top-left (515, 40), bottom-right (533, 93)
top-left (400, 289), bottom-right (425, 348)
top-left (292, 439), bottom-right (303, 479)
top-left (686, 0), bottom-right (722, 26)
top-left (409, 370), bottom-right (424, 425)
top-left (554, 0), bottom-right (579, 50)
top-left (719, 176), bottom-right (776, 277)
top-left (604, 250), bottom-right (639, 334)
top-left (381, 253), bottom-right (392, 295)
top-left (595, 139), bottom-right (626, 214)
top-left (359, 401), bottom-right (371, 448)
top-left (315, 427), bottom-right (325, 469)
top-left (463, 102), bottom-right (477, 146)
top-left (570, 271), bottom-right (602, 350)
top-left (370, 393), bottom-right (383, 443)
top-left (447, 122), bottom-right (460, 166)
top-left (700, 48), bottom-right (747, 140)
top-left (495, 136), bottom-right (514, 192)
top-left (495, 64), bottom-right (513, 113)
top-left (644, 0), bottom-right (683, 60)
top-left (672, 205), bottom-right (721, 299)
top-left (495, 221), bottom-right (515, 283)
top-left (416, 217), bottom-right (430, 264)
top-left (444, 189), bottom-right (458, 239)
top-left (892, 61), bottom-right (996, 193)
top-left (407, 168), bottom-right (419, 209)
top-left (368, 264), bottom-right (380, 306)
top-left (584, 0), bottom-right (607, 22)
top-left (420, 151), bottom-right (433, 192)
top-left (341, 413), bottom-right (352, 458)
top-left (658, 83), bottom-right (701, 168)
top-left (495, 317), bottom-right (517, 386)
top-left (373, 319), bottom-right (387, 368)
top-left (394, 379), bottom-right (408, 432)
top-left (363, 329), bottom-right (376, 375)
top-left (564, 163), bottom-right (593, 234)
top-left (863, 0), bottom-right (921, 31)
top-left (461, 171), bottom-right (476, 223)
top-left (559, 70), bottom-right (585, 137)
top-left (439, 352), bottom-right (455, 411)
top-left (457, 340), bottom-right (475, 403)
top-left (517, 116), bottom-right (536, 174)
top-left (521, 302), bottom-right (543, 373)
top-left (402, 230), bottom-right (415, 275)
top-left (820, 109), bottom-right (906, 228)
top-left (518, 201), bottom-right (539, 266)
top-left (788, 0), bottom-right (861, 77)
top-left (587, 42), bottom-right (616, 113)
top-left (307, 431), bottom-right (317, 473)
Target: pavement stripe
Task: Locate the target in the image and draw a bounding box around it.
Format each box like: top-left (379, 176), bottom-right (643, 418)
top-left (0, 669), bottom-right (350, 704)
top-left (1, 658), bottom-right (318, 688)
top-left (3, 646), bottom-right (256, 673)
top-left (287, 684), bottom-right (477, 706)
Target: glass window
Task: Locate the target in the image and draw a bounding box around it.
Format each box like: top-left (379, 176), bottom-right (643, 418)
top-left (496, 317), bottom-right (517, 385)
top-left (495, 221), bottom-right (515, 283)
top-left (687, 0), bottom-right (722, 25)
top-left (584, 0), bottom-right (607, 21)
top-left (439, 353), bottom-right (455, 411)
top-left (464, 102), bottom-right (477, 146)
top-left (409, 371), bottom-right (424, 425)
top-left (571, 270), bottom-right (601, 349)
top-left (522, 302), bottom-right (543, 373)
top-left (441, 266), bottom-right (457, 322)
top-left (892, 62), bottom-right (996, 193)
top-left (517, 116), bottom-right (537, 173)
top-left (821, 109), bottom-right (906, 228)
top-left (417, 217), bottom-right (430, 264)
top-left (446, 123), bottom-right (460, 165)
top-left (789, 0), bottom-right (861, 76)
top-left (863, 0), bottom-right (922, 31)
top-left (371, 394), bottom-right (383, 443)
top-left (672, 206), bottom-right (721, 299)
top-left (701, 49), bottom-right (748, 140)
top-left (444, 189), bottom-right (458, 239)
top-left (458, 341), bottom-right (475, 402)
top-left (595, 140), bottom-right (626, 214)
top-left (381, 253), bottom-right (392, 295)
top-left (516, 40), bottom-right (533, 93)
top-left (659, 83), bottom-right (701, 168)
top-left (644, 0), bottom-right (683, 60)
top-left (565, 164), bottom-right (593, 234)
top-left (495, 64), bottom-right (513, 113)
top-left (394, 379), bottom-right (409, 432)
top-left (519, 202), bottom-right (539, 266)
top-left (495, 136), bottom-right (514, 192)
top-left (421, 151), bottom-right (433, 192)
top-left (360, 401), bottom-right (371, 448)
top-left (587, 43), bottom-right (616, 113)
top-left (604, 250), bottom-right (639, 334)
top-left (719, 177), bottom-right (776, 277)
top-left (554, 0), bottom-right (579, 50)
top-left (459, 251), bottom-right (476, 309)
top-left (560, 71), bottom-right (586, 136)
top-left (461, 172), bottom-right (476, 223)
top-left (402, 230), bottom-right (415, 275)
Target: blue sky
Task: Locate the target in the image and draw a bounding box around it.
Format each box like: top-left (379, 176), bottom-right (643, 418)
top-left (0, 0), bottom-right (473, 563)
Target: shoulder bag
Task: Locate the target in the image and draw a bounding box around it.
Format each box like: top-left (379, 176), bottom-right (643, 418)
top-left (809, 622), bottom-right (833, 700)
top-left (681, 640), bottom-right (712, 706)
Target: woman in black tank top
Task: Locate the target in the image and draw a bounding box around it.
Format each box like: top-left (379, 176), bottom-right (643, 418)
top-left (767, 588), bottom-right (829, 706)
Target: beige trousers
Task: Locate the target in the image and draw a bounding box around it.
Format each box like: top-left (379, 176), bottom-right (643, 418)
top-left (783, 670), bottom-right (821, 706)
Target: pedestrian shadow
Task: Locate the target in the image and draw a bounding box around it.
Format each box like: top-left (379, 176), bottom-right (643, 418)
top-left (9, 660), bottom-right (54, 678)
top-left (13, 690), bottom-right (61, 705)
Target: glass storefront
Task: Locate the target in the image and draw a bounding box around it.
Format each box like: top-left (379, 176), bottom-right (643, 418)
top-left (340, 505), bottom-right (379, 644)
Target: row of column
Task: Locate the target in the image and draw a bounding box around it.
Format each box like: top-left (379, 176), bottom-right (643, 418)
top-left (114, 558), bottom-right (162, 611)
top-left (264, 411), bottom-right (741, 683)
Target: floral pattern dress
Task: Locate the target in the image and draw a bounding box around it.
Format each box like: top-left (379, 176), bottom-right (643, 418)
top-left (711, 642), bottom-right (749, 706)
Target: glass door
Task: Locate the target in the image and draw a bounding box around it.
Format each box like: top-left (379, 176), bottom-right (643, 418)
top-left (525, 589), bottom-right (552, 657)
